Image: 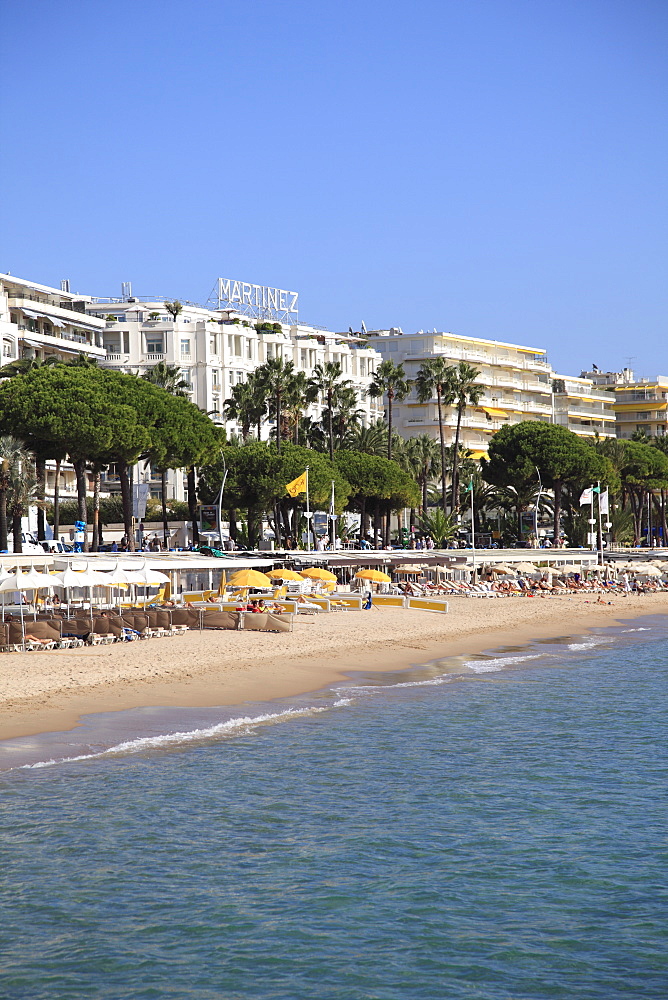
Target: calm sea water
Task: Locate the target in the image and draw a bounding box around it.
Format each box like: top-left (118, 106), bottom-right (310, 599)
top-left (1, 617), bottom-right (667, 1000)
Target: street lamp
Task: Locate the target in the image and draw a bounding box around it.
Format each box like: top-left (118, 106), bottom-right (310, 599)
top-left (216, 450), bottom-right (228, 549)
top-left (534, 465), bottom-right (543, 546)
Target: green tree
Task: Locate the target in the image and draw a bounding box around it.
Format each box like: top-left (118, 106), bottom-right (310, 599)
top-left (418, 508), bottom-right (457, 548)
top-left (0, 367), bottom-right (120, 547)
top-left (342, 419), bottom-right (389, 456)
top-left (164, 300), bottom-right (183, 323)
top-left (414, 357), bottom-right (455, 513)
top-left (8, 451), bottom-right (37, 553)
top-left (401, 435), bottom-right (441, 514)
top-left (142, 360), bottom-right (191, 546)
top-left (367, 360), bottom-right (411, 462)
top-left (223, 379), bottom-right (267, 443)
top-left (615, 440), bottom-right (668, 545)
top-left (334, 449), bottom-right (419, 547)
top-left (0, 436), bottom-right (31, 552)
top-left (483, 421), bottom-right (611, 543)
top-left (255, 357), bottom-right (296, 454)
top-left (309, 361), bottom-right (354, 460)
top-left (442, 362), bottom-right (483, 513)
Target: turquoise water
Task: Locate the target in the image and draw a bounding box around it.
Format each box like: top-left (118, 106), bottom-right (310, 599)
top-left (1, 619), bottom-right (667, 999)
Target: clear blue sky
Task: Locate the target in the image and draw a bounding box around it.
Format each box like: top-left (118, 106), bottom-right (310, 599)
top-left (2, 0), bottom-right (666, 378)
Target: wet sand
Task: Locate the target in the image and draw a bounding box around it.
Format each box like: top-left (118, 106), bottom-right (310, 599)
top-left (2, 593), bottom-right (668, 740)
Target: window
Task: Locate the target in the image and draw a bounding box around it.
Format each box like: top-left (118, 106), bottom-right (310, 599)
top-left (360, 359), bottom-right (366, 377)
top-left (212, 369), bottom-right (220, 387)
top-left (388, 342), bottom-right (398, 352)
top-left (234, 335), bottom-right (242, 356)
top-left (246, 340), bottom-right (252, 359)
top-left (146, 337), bottom-right (163, 353)
top-left (301, 349), bottom-right (307, 367)
top-left (180, 339), bottom-right (191, 356)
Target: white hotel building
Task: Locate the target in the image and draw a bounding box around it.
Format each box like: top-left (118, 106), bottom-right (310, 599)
top-left (84, 290), bottom-right (384, 500)
top-left (0, 273), bottom-right (107, 501)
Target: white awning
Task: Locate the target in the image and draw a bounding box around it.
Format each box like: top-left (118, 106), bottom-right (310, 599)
top-left (22, 338), bottom-right (43, 348)
top-left (48, 317), bottom-right (65, 328)
top-left (20, 308), bottom-right (40, 319)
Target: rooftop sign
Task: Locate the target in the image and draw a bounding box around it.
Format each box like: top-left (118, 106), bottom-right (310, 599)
top-left (215, 278), bottom-right (298, 323)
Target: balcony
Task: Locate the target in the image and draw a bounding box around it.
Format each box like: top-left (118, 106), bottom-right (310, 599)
top-left (145, 353), bottom-right (165, 361)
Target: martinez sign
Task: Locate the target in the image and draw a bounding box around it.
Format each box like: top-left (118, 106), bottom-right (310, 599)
top-left (216, 277), bottom-right (299, 322)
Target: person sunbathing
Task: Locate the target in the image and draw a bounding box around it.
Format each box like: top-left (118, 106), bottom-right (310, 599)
top-left (24, 633), bottom-right (53, 645)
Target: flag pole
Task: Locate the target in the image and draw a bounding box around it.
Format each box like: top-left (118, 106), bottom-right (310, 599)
top-left (305, 467), bottom-right (311, 552)
top-left (590, 485), bottom-right (595, 553)
top-left (597, 480), bottom-right (603, 565)
top-left (470, 477), bottom-right (476, 580)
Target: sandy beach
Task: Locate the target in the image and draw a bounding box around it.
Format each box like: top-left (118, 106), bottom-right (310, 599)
top-left (2, 593), bottom-right (668, 741)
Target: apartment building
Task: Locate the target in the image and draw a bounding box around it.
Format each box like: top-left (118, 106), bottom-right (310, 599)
top-left (367, 328), bottom-right (554, 457)
top-left (612, 377), bottom-right (668, 439)
top-left (0, 273), bottom-right (107, 504)
top-left (580, 369), bottom-right (668, 439)
top-left (551, 374), bottom-right (617, 439)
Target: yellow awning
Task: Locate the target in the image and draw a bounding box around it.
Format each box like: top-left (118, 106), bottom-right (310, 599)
top-left (469, 450), bottom-right (487, 460)
top-left (482, 407), bottom-right (507, 417)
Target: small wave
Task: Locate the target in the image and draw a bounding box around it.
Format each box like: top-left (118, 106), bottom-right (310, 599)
top-left (566, 638), bottom-right (609, 651)
top-left (20, 699), bottom-right (353, 770)
top-left (464, 654), bottom-right (542, 673)
top-left (620, 627), bottom-right (651, 632)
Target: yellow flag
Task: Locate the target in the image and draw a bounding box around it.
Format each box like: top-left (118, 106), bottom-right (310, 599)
top-left (286, 471), bottom-right (308, 497)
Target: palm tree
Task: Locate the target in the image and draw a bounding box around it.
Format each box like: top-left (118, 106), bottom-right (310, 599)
top-left (367, 359), bottom-right (411, 461)
top-left (142, 361), bottom-right (190, 546)
top-left (0, 437), bottom-right (30, 552)
top-left (285, 370), bottom-right (317, 446)
top-left (255, 357), bottom-right (296, 454)
top-left (343, 420), bottom-right (389, 456)
top-left (403, 435), bottom-right (442, 514)
top-left (442, 361), bottom-right (482, 513)
top-left (0, 354), bottom-right (62, 379)
top-left (414, 357), bottom-right (454, 513)
top-left (7, 446), bottom-right (36, 553)
top-left (223, 379), bottom-right (267, 443)
top-left (309, 362), bottom-right (354, 460)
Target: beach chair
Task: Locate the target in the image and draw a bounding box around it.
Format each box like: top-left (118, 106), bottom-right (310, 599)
top-left (0, 621), bottom-right (25, 652)
top-left (21, 619), bottom-right (61, 650)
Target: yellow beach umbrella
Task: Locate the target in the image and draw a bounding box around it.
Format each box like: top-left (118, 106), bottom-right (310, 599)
top-left (355, 569), bottom-right (392, 583)
top-left (300, 567), bottom-right (337, 582)
top-left (266, 569), bottom-right (305, 581)
top-left (228, 569), bottom-right (272, 588)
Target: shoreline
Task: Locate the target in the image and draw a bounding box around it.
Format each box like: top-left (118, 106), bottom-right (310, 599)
top-left (2, 594), bottom-right (668, 743)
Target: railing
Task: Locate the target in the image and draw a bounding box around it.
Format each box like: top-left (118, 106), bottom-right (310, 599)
top-left (145, 353), bottom-right (165, 361)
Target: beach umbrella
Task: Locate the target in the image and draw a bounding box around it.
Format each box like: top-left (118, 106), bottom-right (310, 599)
top-left (228, 569), bottom-right (272, 588)
top-left (636, 565), bottom-right (661, 577)
top-left (300, 567), bottom-right (337, 582)
top-left (355, 569), bottom-right (392, 583)
top-left (0, 567), bottom-right (45, 634)
top-left (266, 569), bottom-right (305, 581)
